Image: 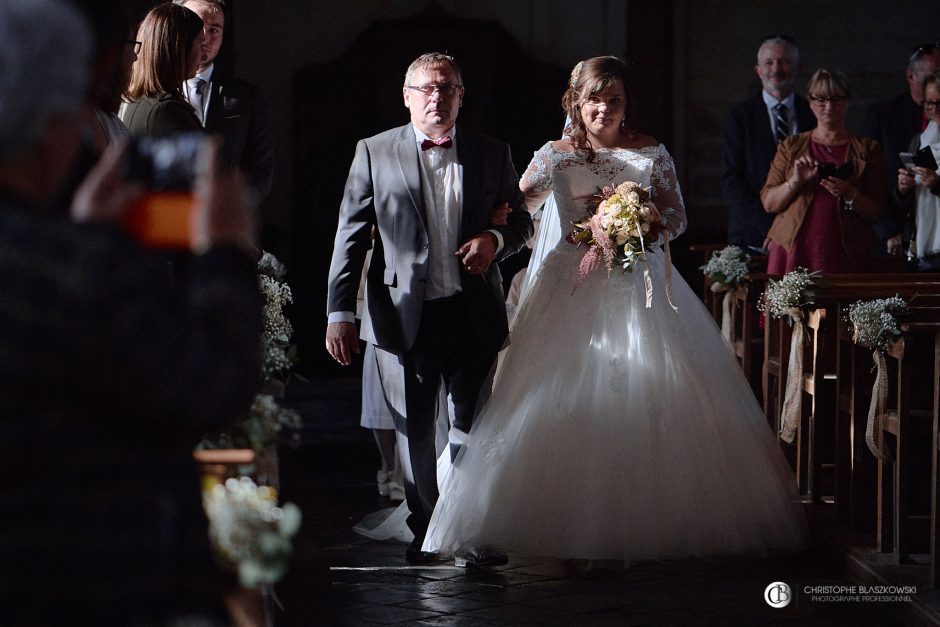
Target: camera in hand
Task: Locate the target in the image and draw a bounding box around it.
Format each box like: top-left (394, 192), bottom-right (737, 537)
top-left (124, 132), bottom-right (204, 248)
top-left (815, 161), bottom-right (853, 182)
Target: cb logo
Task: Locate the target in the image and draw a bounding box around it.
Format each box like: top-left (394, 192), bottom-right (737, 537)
top-left (764, 581), bottom-right (792, 608)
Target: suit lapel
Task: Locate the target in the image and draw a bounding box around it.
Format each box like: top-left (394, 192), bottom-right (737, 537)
top-left (752, 96), bottom-right (776, 156)
top-left (394, 125), bottom-right (426, 230)
top-left (204, 79), bottom-right (223, 128)
top-left (457, 128), bottom-right (480, 240)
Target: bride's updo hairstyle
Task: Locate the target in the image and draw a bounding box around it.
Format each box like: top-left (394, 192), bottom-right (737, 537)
top-left (562, 56), bottom-right (632, 162)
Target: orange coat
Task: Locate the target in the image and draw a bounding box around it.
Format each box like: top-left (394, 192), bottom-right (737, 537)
top-left (760, 132), bottom-right (885, 256)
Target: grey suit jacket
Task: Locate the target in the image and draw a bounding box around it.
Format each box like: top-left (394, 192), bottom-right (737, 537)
top-left (327, 123), bottom-right (533, 355)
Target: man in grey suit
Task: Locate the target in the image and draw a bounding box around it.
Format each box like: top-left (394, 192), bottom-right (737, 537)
top-left (326, 52), bottom-right (533, 563)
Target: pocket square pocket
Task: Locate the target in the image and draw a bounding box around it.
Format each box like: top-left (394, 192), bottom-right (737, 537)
top-left (384, 268), bottom-right (397, 287)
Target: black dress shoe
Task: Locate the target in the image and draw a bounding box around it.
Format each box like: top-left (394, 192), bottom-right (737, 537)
top-left (405, 539), bottom-right (448, 564)
top-left (455, 546), bottom-right (508, 568)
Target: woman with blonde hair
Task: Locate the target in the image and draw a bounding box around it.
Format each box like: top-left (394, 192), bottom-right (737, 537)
top-left (761, 68), bottom-right (885, 273)
top-left (121, 2), bottom-right (205, 136)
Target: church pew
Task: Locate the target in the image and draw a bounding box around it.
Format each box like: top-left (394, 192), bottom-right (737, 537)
top-left (763, 274), bottom-right (940, 504)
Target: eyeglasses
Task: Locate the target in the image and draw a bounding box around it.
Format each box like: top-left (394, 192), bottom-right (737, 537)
top-left (127, 40), bottom-right (142, 55)
top-left (910, 42), bottom-right (940, 63)
top-left (405, 83), bottom-right (462, 97)
top-left (924, 99), bottom-right (940, 111)
top-left (809, 95), bottom-right (847, 106)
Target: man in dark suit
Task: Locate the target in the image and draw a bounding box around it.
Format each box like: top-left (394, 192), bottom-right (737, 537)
top-left (859, 43), bottom-right (940, 255)
top-left (326, 52), bottom-right (533, 563)
top-left (722, 36), bottom-right (815, 251)
top-left (176, 0), bottom-right (275, 204)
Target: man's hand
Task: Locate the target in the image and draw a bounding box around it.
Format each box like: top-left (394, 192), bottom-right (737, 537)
top-left (455, 232), bottom-right (497, 275)
top-left (326, 321), bottom-right (359, 366)
top-left (886, 234), bottom-right (903, 256)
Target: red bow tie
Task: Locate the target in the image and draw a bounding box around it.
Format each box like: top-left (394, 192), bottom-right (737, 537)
top-left (421, 136), bottom-right (452, 150)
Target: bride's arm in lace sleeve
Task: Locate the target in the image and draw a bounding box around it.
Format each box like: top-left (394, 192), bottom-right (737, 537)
top-left (519, 142), bottom-right (554, 210)
top-left (650, 145), bottom-right (687, 240)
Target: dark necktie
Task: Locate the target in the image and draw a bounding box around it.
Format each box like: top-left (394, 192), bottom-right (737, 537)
top-left (773, 103), bottom-right (789, 144)
top-left (421, 136), bottom-right (452, 150)
top-left (190, 77), bottom-right (206, 125)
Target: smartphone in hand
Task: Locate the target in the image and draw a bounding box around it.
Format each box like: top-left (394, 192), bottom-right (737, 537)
top-left (123, 132), bottom-right (203, 248)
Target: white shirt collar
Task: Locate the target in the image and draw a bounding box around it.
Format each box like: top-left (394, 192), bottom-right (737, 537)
top-left (190, 63), bottom-right (214, 86)
top-left (762, 90), bottom-right (795, 110)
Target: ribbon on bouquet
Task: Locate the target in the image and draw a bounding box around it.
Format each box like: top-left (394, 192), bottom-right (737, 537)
top-left (641, 236), bottom-right (678, 312)
top-left (864, 348), bottom-right (893, 462)
top-left (709, 282), bottom-right (733, 345)
top-left (779, 309), bottom-right (804, 444)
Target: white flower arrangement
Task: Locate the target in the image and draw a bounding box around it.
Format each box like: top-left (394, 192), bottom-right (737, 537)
top-left (700, 245), bottom-right (750, 290)
top-left (845, 296), bottom-right (908, 352)
top-left (759, 267), bottom-right (828, 323)
top-left (258, 271), bottom-right (295, 382)
top-left (204, 476), bottom-right (302, 589)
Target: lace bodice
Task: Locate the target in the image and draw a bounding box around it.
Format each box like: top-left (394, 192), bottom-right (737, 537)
top-left (521, 142), bottom-right (687, 247)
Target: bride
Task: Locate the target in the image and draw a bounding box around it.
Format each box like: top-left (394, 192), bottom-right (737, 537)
top-left (421, 56), bottom-right (807, 561)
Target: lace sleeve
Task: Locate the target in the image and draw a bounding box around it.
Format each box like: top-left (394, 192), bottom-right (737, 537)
top-left (520, 142), bottom-right (554, 211)
top-left (650, 144), bottom-right (687, 240)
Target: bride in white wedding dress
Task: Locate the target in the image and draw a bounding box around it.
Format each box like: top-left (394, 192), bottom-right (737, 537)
top-left (421, 56), bottom-right (807, 561)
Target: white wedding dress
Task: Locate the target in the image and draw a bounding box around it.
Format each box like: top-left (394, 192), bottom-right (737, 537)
top-left (421, 142), bottom-right (807, 561)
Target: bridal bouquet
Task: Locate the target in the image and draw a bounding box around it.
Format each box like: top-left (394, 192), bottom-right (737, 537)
top-left (845, 296), bottom-right (908, 351)
top-left (700, 245), bottom-right (750, 291)
top-left (568, 180), bottom-right (662, 279)
top-left (758, 267), bottom-right (828, 324)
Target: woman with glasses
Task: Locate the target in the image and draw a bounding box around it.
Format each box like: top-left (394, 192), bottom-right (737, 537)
top-left (121, 2), bottom-right (205, 136)
top-left (761, 68), bottom-right (885, 274)
top-left (895, 70), bottom-right (940, 271)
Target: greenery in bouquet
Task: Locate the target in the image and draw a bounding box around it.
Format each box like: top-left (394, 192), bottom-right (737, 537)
top-left (845, 296), bottom-right (908, 352)
top-left (568, 181), bottom-right (669, 279)
top-left (758, 267), bottom-right (829, 323)
top-left (204, 476), bottom-right (302, 589)
top-left (700, 245), bottom-right (750, 290)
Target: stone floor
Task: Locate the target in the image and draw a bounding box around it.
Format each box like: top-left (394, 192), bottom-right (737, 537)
top-left (268, 376), bottom-right (910, 626)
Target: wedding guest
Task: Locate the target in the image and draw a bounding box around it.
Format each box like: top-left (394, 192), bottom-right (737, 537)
top-left (121, 1), bottom-right (205, 136)
top-left (325, 52), bottom-right (532, 564)
top-left (722, 35), bottom-right (815, 252)
top-left (173, 0), bottom-right (275, 205)
top-left (422, 56), bottom-right (807, 562)
top-left (0, 0), bottom-right (261, 622)
top-left (761, 68), bottom-right (885, 274)
top-left (859, 43), bottom-right (940, 254)
top-left (894, 69), bottom-right (940, 271)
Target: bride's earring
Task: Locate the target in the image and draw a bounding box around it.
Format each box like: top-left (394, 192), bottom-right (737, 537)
top-left (620, 117), bottom-right (626, 130)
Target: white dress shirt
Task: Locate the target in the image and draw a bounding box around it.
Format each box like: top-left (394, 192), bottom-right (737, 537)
top-left (414, 125), bottom-right (463, 300)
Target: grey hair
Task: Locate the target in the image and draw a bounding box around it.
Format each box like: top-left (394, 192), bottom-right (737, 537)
top-left (404, 52), bottom-right (463, 87)
top-left (756, 36), bottom-right (800, 66)
top-left (0, 0), bottom-right (91, 162)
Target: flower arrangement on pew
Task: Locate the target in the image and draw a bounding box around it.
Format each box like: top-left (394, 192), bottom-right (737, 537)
top-left (700, 245), bottom-right (751, 343)
top-left (197, 251), bottom-right (302, 481)
top-left (204, 476), bottom-right (302, 589)
top-left (758, 267), bottom-right (828, 325)
top-left (700, 245), bottom-right (750, 292)
top-left (758, 268), bottom-right (829, 444)
top-left (844, 296), bottom-right (909, 462)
